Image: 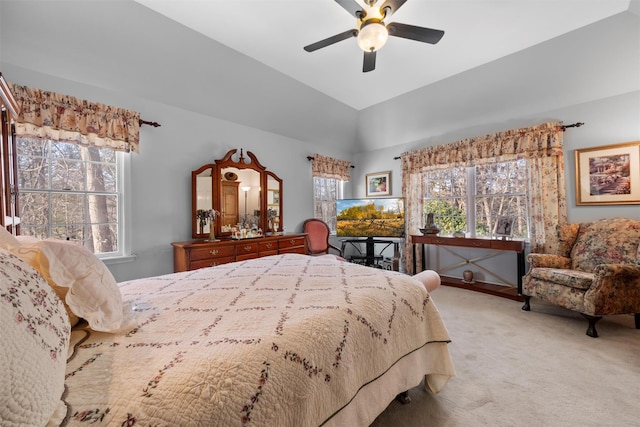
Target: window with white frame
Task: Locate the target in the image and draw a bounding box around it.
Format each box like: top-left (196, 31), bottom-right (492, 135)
top-left (16, 137), bottom-right (125, 256)
top-left (424, 159), bottom-right (529, 238)
top-left (313, 177), bottom-right (342, 233)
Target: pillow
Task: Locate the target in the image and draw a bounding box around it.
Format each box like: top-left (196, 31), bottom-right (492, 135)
top-left (1, 231), bottom-right (81, 326)
top-left (9, 239), bottom-right (125, 332)
top-left (15, 235), bottom-right (39, 245)
top-left (0, 225), bottom-right (20, 249)
top-left (0, 247), bottom-right (70, 426)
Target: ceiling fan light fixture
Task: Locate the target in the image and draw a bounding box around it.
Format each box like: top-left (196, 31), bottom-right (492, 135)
top-left (357, 19), bottom-right (388, 52)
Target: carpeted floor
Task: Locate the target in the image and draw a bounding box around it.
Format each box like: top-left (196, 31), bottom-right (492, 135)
top-left (371, 285), bottom-right (640, 426)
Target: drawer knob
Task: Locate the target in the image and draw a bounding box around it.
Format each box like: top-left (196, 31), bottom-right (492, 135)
top-left (243, 245), bottom-right (252, 252)
top-left (266, 243), bottom-right (273, 249)
top-left (289, 239), bottom-right (296, 245)
top-left (209, 249), bottom-right (219, 255)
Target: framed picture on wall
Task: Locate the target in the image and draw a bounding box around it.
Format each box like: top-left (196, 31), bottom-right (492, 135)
top-left (575, 141), bottom-right (640, 205)
top-left (366, 171), bottom-right (391, 197)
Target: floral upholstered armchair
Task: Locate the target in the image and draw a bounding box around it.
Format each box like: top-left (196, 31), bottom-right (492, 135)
top-left (522, 217), bottom-right (640, 337)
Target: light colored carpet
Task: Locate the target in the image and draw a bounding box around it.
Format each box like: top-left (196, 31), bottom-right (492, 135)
top-left (371, 285), bottom-right (640, 426)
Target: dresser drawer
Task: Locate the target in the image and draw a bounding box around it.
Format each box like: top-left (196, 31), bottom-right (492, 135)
top-left (278, 236), bottom-right (306, 250)
top-left (236, 252), bottom-right (261, 261)
top-left (190, 256), bottom-right (236, 270)
top-left (172, 233), bottom-right (308, 272)
top-left (190, 244), bottom-right (235, 261)
top-left (236, 242), bottom-right (259, 258)
top-left (279, 246), bottom-right (307, 255)
top-left (259, 240), bottom-right (278, 253)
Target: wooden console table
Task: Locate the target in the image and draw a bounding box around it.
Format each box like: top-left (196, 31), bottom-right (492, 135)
top-left (411, 235), bottom-right (526, 294)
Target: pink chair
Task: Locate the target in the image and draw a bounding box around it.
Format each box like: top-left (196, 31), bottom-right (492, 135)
top-left (303, 219), bottom-right (343, 257)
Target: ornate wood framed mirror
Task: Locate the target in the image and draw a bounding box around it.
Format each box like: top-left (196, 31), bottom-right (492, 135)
top-left (191, 149), bottom-right (283, 239)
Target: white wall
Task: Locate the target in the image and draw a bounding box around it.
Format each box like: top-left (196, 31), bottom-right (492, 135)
top-left (354, 11), bottom-right (640, 153)
top-left (354, 91), bottom-right (640, 224)
top-left (353, 91), bottom-right (640, 284)
top-left (0, 65), bottom-right (353, 282)
top-left (1, 1), bottom-right (638, 284)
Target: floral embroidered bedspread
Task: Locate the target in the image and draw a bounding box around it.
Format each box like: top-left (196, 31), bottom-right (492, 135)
top-left (63, 254), bottom-right (453, 426)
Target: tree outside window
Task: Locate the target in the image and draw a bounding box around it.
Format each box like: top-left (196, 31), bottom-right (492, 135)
top-left (313, 177), bottom-right (342, 234)
top-left (424, 159), bottom-right (529, 238)
top-left (16, 138), bottom-right (121, 255)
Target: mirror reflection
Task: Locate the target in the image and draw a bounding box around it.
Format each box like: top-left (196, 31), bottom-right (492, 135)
top-left (193, 165), bottom-right (214, 235)
top-left (220, 167), bottom-right (261, 232)
top-left (266, 173), bottom-right (281, 232)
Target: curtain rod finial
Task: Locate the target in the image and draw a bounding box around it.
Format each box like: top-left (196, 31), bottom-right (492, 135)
top-left (139, 119), bottom-right (161, 127)
top-left (561, 122), bottom-right (584, 131)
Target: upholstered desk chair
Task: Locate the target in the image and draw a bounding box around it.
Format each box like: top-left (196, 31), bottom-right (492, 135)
top-left (303, 219), bottom-right (343, 257)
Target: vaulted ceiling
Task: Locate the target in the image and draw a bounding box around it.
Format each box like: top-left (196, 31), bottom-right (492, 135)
top-left (134, 0), bottom-right (633, 110)
top-left (1, 1), bottom-right (638, 153)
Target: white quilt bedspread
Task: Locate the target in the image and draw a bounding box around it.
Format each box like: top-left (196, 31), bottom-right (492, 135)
top-left (62, 254), bottom-right (454, 426)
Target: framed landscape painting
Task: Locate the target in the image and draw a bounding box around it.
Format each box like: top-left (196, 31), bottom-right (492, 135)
top-left (575, 141), bottom-right (640, 205)
top-left (366, 171), bottom-right (391, 197)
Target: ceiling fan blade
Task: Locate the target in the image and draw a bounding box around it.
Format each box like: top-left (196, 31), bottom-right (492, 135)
top-left (379, 0), bottom-right (408, 17)
top-left (334, 0), bottom-right (366, 18)
top-left (303, 29), bottom-right (358, 52)
top-left (387, 22), bottom-right (445, 44)
top-left (363, 50), bottom-right (376, 73)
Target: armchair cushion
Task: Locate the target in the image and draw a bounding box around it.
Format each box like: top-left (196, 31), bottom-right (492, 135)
top-left (527, 268), bottom-right (594, 290)
top-left (527, 253), bottom-right (571, 269)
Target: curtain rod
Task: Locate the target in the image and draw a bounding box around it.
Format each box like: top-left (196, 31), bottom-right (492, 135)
top-left (307, 156), bottom-right (355, 168)
top-left (139, 119), bottom-right (161, 127)
top-left (392, 121), bottom-right (585, 160)
top-left (561, 122), bottom-right (584, 130)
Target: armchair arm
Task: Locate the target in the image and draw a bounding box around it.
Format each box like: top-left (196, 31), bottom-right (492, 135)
top-left (585, 264), bottom-right (640, 315)
top-left (594, 263), bottom-right (640, 279)
top-left (527, 253), bottom-right (571, 269)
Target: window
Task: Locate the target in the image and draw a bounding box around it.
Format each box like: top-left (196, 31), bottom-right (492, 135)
top-left (16, 137), bottom-right (126, 256)
top-left (424, 159), bottom-right (529, 238)
top-left (313, 177), bottom-right (342, 233)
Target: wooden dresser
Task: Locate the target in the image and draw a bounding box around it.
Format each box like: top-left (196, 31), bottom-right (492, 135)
top-left (172, 233), bottom-right (307, 272)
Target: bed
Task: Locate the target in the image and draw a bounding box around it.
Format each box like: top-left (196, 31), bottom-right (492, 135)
top-left (1, 231), bottom-right (454, 427)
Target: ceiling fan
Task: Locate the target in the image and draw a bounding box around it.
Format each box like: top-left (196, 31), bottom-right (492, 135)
top-left (303, 0), bottom-right (445, 72)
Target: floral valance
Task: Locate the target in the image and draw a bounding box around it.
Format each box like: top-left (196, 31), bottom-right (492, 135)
top-left (311, 153), bottom-right (352, 182)
top-left (399, 121), bottom-right (567, 271)
top-left (10, 83), bottom-right (140, 153)
top-left (401, 122), bottom-right (564, 173)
